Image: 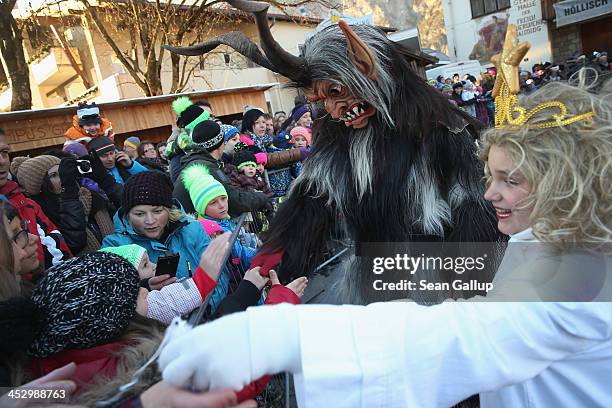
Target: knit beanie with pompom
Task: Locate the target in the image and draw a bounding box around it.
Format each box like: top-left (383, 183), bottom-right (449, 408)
top-left (10, 156), bottom-right (29, 179)
top-left (173, 96), bottom-right (210, 130)
top-left (233, 143), bottom-right (258, 171)
top-left (28, 252), bottom-right (140, 358)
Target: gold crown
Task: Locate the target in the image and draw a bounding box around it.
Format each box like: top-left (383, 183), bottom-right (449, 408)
top-left (491, 25), bottom-right (594, 129)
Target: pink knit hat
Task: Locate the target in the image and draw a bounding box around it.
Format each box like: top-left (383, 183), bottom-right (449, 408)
top-left (254, 152), bottom-right (267, 166)
top-left (199, 219), bottom-right (223, 236)
top-left (239, 134), bottom-right (255, 146)
top-left (289, 127), bottom-right (312, 146)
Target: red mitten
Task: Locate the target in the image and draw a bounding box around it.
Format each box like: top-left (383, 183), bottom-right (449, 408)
top-left (265, 285), bottom-right (300, 305)
top-left (192, 265), bottom-right (217, 299)
top-left (236, 375), bottom-right (271, 402)
top-left (249, 248), bottom-right (284, 277)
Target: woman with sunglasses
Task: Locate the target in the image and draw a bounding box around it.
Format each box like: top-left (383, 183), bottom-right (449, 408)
top-left (137, 141), bottom-right (168, 172)
top-left (0, 198), bottom-right (40, 297)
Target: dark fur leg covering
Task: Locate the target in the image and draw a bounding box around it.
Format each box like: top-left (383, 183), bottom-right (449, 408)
top-left (262, 186), bottom-right (335, 282)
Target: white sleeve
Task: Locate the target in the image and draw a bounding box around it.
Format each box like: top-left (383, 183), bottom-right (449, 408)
top-left (292, 302), bottom-right (612, 408)
top-left (147, 279), bottom-right (202, 325)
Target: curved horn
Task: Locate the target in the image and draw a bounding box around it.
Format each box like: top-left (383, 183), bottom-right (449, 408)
top-left (226, 0), bottom-right (306, 81)
top-left (162, 32), bottom-right (278, 72)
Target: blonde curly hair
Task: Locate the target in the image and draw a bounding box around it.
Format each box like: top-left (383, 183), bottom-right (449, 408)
top-left (480, 77), bottom-right (611, 251)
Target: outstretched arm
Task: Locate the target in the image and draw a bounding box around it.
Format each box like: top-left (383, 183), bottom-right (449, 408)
top-left (159, 302), bottom-right (612, 407)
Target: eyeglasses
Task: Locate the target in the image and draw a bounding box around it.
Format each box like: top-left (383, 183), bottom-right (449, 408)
top-left (12, 219), bottom-right (30, 249)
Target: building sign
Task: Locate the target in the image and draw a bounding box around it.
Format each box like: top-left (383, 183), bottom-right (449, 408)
top-left (443, 0), bottom-right (551, 68)
top-left (1, 115), bottom-right (73, 152)
top-left (513, 0), bottom-right (545, 37)
top-left (509, 0), bottom-right (552, 65)
top-left (553, 0), bottom-right (612, 27)
top-left (314, 13), bottom-right (374, 32)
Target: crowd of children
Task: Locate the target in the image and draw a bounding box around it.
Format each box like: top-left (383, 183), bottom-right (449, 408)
top-left (0, 91), bottom-right (314, 406)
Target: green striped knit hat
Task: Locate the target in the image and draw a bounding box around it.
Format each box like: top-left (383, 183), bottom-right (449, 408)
top-left (172, 97), bottom-right (210, 130)
top-left (182, 164), bottom-right (227, 216)
top-left (233, 142), bottom-right (257, 171)
top-left (100, 245), bottom-right (147, 270)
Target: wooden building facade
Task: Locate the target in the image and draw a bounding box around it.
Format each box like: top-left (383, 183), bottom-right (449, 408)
top-left (0, 84), bottom-right (274, 156)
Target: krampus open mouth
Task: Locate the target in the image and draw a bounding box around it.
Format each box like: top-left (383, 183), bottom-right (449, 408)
top-left (340, 101), bottom-right (376, 128)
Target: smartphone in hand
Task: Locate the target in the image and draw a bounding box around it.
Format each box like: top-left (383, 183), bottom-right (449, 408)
top-left (156, 253), bottom-right (180, 277)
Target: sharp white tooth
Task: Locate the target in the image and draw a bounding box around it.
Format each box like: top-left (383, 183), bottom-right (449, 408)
top-left (357, 107), bottom-right (364, 114)
top-left (352, 106), bottom-right (360, 115)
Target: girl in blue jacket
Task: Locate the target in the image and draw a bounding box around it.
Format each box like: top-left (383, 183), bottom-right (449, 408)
top-left (181, 164), bottom-right (258, 269)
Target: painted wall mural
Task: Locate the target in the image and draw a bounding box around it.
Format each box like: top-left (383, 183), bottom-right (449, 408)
top-left (468, 14), bottom-right (508, 63)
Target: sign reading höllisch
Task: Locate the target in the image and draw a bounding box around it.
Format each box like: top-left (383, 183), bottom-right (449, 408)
top-left (553, 0), bottom-right (612, 27)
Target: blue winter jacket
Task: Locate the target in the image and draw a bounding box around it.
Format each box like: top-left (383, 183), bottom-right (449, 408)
top-left (203, 216), bottom-right (257, 270)
top-left (109, 160), bottom-right (148, 184)
top-left (102, 208), bottom-right (230, 314)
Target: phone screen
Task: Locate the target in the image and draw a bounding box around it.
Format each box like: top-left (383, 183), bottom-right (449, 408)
top-left (156, 253), bottom-right (180, 277)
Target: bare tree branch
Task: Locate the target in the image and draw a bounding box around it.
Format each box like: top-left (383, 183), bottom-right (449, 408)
top-left (66, 0), bottom-right (337, 96)
top-left (129, 28), bottom-right (139, 69)
top-left (79, 0), bottom-right (150, 93)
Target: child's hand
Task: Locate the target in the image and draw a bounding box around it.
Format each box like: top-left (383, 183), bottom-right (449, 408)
top-left (243, 267), bottom-right (269, 290)
top-left (149, 274), bottom-right (176, 291)
top-left (199, 233), bottom-right (231, 281)
top-left (140, 381), bottom-right (256, 408)
top-left (269, 270), bottom-right (308, 298)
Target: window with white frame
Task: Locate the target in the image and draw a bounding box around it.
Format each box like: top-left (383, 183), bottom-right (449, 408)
top-left (470, 0), bottom-right (511, 19)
